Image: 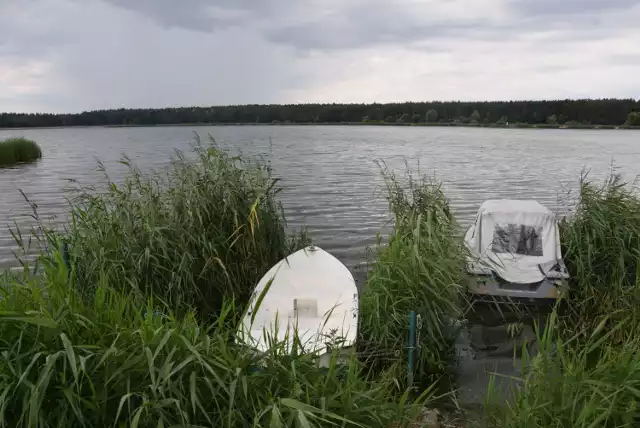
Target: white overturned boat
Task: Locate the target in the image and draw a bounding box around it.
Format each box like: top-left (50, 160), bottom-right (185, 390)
top-left (464, 200), bottom-right (569, 302)
top-left (238, 245), bottom-right (358, 366)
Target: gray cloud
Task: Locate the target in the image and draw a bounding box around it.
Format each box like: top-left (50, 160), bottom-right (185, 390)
top-left (267, 13), bottom-right (485, 51)
top-left (89, 0), bottom-right (640, 52)
top-left (0, 0), bottom-right (639, 113)
top-left (0, 1), bottom-right (75, 57)
top-left (610, 54), bottom-right (640, 66)
top-left (262, 0), bottom-right (640, 52)
top-left (102, 0), bottom-right (287, 32)
top-left (510, 0), bottom-right (640, 16)
top-left (265, 0), bottom-right (496, 51)
top-left (103, 0), bottom-right (226, 31)
top-left (0, 0), bottom-right (307, 112)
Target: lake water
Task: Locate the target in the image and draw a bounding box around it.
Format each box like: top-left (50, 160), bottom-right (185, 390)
top-left (1, 125), bottom-right (639, 269)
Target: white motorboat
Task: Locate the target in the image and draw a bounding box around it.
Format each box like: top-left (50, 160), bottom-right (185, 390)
top-left (464, 200), bottom-right (569, 304)
top-left (463, 200), bottom-right (570, 353)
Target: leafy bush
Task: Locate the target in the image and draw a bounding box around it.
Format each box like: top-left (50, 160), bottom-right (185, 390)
top-left (625, 111), bottom-right (640, 126)
top-left (0, 137), bottom-right (42, 167)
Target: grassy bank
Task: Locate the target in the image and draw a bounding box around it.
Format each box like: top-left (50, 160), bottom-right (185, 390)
top-left (487, 311), bottom-right (640, 427)
top-left (0, 137), bottom-right (42, 167)
top-left (2, 135), bottom-right (640, 426)
top-left (0, 139), bottom-right (433, 427)
top-left (0, 257), bottom-right (428, 427)
top-left (486, 175), bottom-right (640, 427)
top-left (559, 174), bottom-right (640, 335)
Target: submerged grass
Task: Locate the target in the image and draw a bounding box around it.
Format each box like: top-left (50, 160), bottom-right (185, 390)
top-left (0, 137), bottom-right (42, 167)
top-left (359, 163), bottom-right (466, 390)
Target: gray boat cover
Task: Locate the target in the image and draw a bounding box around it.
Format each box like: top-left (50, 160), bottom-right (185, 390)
top-left (464, 200), bottom-right (567, 284)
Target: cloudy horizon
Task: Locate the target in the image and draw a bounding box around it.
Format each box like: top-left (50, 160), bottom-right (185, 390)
top-left (1, 0), bottom-right (639, 114)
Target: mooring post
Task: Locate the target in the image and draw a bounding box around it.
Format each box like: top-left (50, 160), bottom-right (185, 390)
top-left (408, 310), bottom-right (416, 388)
top-left (62, 242), bottom-right (71, 281)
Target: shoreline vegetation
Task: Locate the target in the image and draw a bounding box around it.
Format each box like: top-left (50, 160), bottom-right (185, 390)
top-left (2, 98), bottom-right (640, 130)
top-left (1, 121), bottom-right (639, 132)
top-left (105, 121), bottom-right (640, 129)
top-left (0, 137), bottom-right (42, 167)
top-left (1, 136), bottom-right (640, 426)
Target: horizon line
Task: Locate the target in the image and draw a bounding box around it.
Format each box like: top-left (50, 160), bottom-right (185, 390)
top-left (2, 97), bottom-right (639, 116)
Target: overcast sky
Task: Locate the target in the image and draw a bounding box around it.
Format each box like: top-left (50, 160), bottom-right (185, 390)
top-left (1, 0), bottom-right (639, 113)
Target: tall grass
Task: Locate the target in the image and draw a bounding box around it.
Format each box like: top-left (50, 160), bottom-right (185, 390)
top-left (0, 140), bottom-right (432, 427)
top-left (0, 244), bottom-right (428, 427)
top-left (62, 137), bottom-right (308, 322)
top-left (10, 135), bottom-right (640, 426)
top-left (559, 174), bottom-right (640, 338)
top-left (487, 312), bottom-right (640, 428)
top-left (487, 175), bottom-right (640, 427)
top-left (0, 137), bottom-right (42, 167)
top-left (359, 164), bottom-right (466, 389)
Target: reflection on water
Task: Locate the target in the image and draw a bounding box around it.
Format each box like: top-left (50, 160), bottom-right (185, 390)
top-left (1, 125), bottom-right (639, 269)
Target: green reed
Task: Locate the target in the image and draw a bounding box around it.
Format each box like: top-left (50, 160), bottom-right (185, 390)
top-left (559, 173), bottom-right (640, 338)
top-left (486, 310), bottom-right (640, 428)
top-left (0, 140), bottom-right (433, 427)
top-left (487, 174), bottom-right (640, 427)
top-left (0, 243), bottom-right (429, 427)
top-left (0, 137), bottom-right (42, 167)
top-left (359, 163), bottom-right (466, 390)
top-left (61, 136), bottom-right (308, 322)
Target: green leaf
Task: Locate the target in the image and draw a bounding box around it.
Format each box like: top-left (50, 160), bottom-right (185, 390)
top-left (61, 333), bottom-right (79, 383)
top-left (296, 410), bottom-right (313, 428)
top-left (114, 393), bottom-right (135, 426)
top-left (131, 406), bottom-right (144, 428)
top-left (0, 312), bottom-right (58, 328)
top-left (279, 398), bottom-right (358, 426)
top-left (153, 329), bottom-right (174, 360)
top-left (270, 404), bottom-right (283, 428)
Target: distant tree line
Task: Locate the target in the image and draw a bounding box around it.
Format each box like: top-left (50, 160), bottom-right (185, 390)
top-left (1, 99), bottom-right (640, 128)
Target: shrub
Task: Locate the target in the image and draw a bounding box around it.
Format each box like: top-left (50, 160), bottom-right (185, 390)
top-left (0, 137), bottom-right (42, 167)
top-left (625, 112), bottom-right (640, 126)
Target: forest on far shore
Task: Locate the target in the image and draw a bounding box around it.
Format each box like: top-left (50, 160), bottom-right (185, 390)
top-left (2, 99), bottom-right (640, 128)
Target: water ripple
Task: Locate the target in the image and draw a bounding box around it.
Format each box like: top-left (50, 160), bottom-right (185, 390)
top-left (1, 126), bottom-right (639, 268)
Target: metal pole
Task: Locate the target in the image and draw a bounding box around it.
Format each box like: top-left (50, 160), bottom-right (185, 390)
top-left (408, 310), bottom-right (416, 388)
top-left (62, 242), bottom-right (71, 283)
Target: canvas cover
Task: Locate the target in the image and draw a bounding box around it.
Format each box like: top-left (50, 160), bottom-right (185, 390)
top-left (464, 200), bottom-right (567, 284)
